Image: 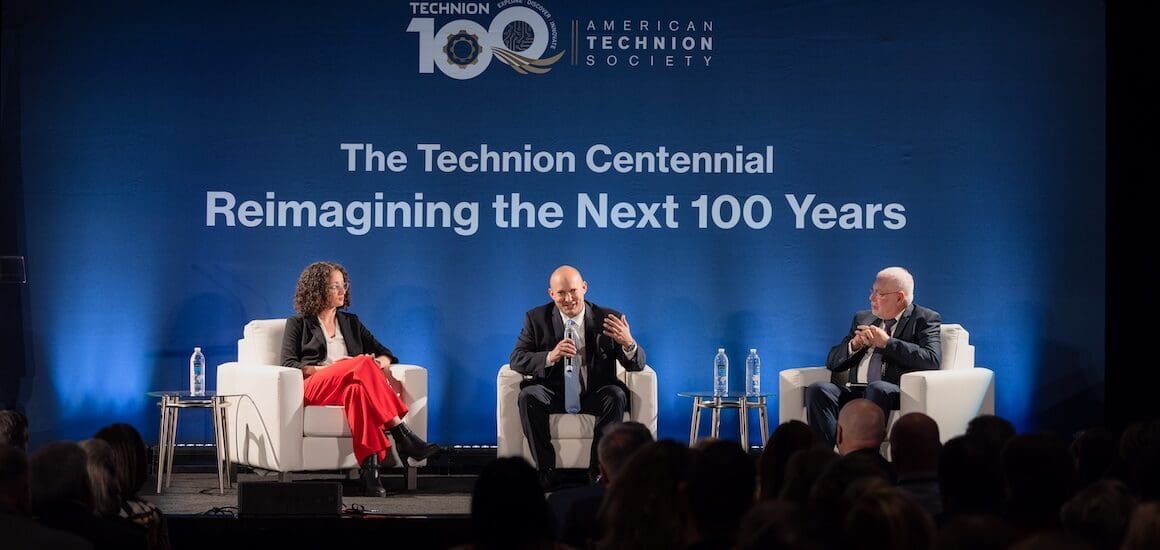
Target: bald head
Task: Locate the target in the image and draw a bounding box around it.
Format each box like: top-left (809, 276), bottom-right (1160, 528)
top-left (548, 265), bottom-right (587, 318)
top-left (890, 412), bottom-right (941, 472)
top-left (550, 265), bottom-right (581, 284)
top-left (837, 399), bottom-right (886, 454)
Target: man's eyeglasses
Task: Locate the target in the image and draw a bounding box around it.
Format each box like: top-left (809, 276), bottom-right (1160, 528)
top-left (326, 282), bottom-right (350, 293)
top-left (869, 289), bottom-right (901, 299)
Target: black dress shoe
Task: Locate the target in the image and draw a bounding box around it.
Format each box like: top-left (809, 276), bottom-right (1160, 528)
top-left (360, 455), bottom-right (387, 497)
top-left (538, 468), bottom-right (558, 492)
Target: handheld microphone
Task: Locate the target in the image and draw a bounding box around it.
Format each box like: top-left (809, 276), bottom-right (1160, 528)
top-left (564, 323), bottom-right (577, 372)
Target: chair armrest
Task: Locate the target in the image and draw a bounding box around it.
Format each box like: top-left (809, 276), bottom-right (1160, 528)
top-left (900, 367), bottom-right (995, 442)
top-left (389, 364), bottom-right (428, 441)
top-left (496, 364), bottom-right (527, 457)
top-left (622, 366), bottom-right (658, 437)
top-left (216, 361), bottom-right (307, 471)
top-left (778, 367), bottom-right (831, 424)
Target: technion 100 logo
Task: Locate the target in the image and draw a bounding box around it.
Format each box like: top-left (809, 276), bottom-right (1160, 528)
top-left (407, 1), bottom-right (564, 80)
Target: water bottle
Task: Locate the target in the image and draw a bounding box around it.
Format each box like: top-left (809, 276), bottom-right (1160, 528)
top-left (745, 348), bottom-right (761, 396)
top-left (189, 347), bottom-right (206, 396)
top-left (713, 348), bottom-right (729, 396)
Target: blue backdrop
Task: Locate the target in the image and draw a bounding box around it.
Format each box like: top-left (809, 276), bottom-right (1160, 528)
top-left (6, 0), bottom-right (1105, 446)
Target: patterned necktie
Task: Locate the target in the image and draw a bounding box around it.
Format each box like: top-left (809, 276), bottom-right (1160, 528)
top-left (563, 319), bottom-right (581, 413)
top-left (867, 319), bottom-right (897, 382)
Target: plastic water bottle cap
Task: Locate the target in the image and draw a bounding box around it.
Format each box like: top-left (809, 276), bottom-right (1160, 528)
top-left (750, 348), bottom-right (756, 353)
top-left (194, 347), bottom-right (201, 352)
top-left (717, 348), bottom-right (725, 353)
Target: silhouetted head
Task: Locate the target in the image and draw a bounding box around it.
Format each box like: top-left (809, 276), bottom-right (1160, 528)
top-left (758, 419), bottom-right (816, 500)
top-left (890, 412), bottom-right (940, 473)
top-left (470, 456), bottom-right (552, 549)
top-left (837, 399), bottom-right (885, 455)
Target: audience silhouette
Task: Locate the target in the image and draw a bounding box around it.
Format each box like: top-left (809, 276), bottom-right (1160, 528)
top-left (3, 406), bottom-right (1158, 550)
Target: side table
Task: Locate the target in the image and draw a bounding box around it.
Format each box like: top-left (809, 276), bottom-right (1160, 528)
top-left (147, 390), bottom-right (232, 494)
top-left (678, 392), bottom-right (773, 450)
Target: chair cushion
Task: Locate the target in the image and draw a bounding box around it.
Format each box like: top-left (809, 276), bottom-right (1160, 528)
top-left (548, 413), bottom-right (599, 439)
top-left (304, 405), bottom-right (352, 437)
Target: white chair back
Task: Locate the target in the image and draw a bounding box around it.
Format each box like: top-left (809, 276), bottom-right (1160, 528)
top-left (238, 319), bottom-right (287, 365)
top-left (938, 324), bottom-right (975, 371)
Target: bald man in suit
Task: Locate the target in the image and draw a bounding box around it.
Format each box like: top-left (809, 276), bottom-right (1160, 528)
top-left (510, 265), bottom-right (646, 488)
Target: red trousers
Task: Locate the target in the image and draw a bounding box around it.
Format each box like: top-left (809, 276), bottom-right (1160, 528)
top-left (302, 355), bottom-right (408, 463)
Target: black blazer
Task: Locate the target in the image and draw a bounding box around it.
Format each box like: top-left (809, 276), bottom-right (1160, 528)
top-left (280, 311), bottom-right (398, 370)
top-left (509, 301), bottom-right (646, 397)
top-left (825, 303), bottom-right (942, 386)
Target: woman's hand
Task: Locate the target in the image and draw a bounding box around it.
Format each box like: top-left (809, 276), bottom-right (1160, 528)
top-left (302, 363), bottom-right (329, 377)
top-left (371, 354), bottom-right (403, 394)
top-left (370, 354), bottom-right (392, 370)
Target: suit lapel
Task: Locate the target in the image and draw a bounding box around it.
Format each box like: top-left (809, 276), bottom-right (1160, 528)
top-left (583, 304), bottom-right (601, 367)
top-left (894, 304), bottom-right (916, 340)
top-left (551, 305), bottom-right (565, 344)
top-left (305, 315), bottom-right (328, 356)
top-left (881, 304), bottom-right (915, 378)
top-left (335, 312), bottom-right (360, 355)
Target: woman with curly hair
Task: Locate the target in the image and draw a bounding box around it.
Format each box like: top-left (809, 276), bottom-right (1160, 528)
top-left (281, 261), bottom-right (441, 497)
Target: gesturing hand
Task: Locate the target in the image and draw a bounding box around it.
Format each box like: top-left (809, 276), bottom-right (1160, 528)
top-left (602, 314), bottom-right (636, 349)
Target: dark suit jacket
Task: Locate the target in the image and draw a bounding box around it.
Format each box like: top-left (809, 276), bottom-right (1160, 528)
top-left (825, 303), bottom-right (941, 386)
top-left (280, 311), bottom-right (398, 370)
top-left (509, 301), bottom-right (646, 398)
top-left (845, 446), bottom-right (897, 483)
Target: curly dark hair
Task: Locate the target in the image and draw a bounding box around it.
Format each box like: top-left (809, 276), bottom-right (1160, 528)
top-left (293, 261), bottom-right (350, 315)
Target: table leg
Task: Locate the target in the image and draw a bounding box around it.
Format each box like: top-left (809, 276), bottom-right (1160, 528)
top-left (166, 402), bottom-right (179, 489)
top-left (689, 397), bottom-right (701, 446)
top-left (758, 397), bottom-right (770, 446)
top-left (710, 397), bottom-right (721, 438)
top-left (739, 398), bottom-right (749, 451)
top-left (212, 397), bottom-right (225, 494)
top-left (155, 398), bottom-right (169, 495)
top-left (219, 399), bottom-right (232, 488)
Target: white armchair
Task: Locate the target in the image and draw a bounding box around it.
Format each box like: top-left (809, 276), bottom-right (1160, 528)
top-left (216, 319), bottom-right (430, 490)
top-left (496, 363), bottom-right (658, 469)
top-left (778, 323), bottom-right (994, 444)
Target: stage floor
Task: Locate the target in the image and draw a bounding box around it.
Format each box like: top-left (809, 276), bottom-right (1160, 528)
top-left (152, 471), bottom-right (475, 516)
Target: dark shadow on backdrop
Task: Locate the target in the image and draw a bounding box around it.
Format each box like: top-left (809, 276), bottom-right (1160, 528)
top-left (1031, 336), bottom-right (1103, 438)
top-left (1, 2), bottom-right (30, 411)
top-left (1106, 1), bottom-right (1154, 432)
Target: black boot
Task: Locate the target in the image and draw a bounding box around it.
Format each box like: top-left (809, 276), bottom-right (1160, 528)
top-left (538, 468), bottom-right (558, 492)
top-left (387, 422), bottom-right (442, 462)
top-left (360, 454), bottom-right (387, 497)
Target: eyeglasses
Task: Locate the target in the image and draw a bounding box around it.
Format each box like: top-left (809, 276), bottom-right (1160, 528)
top-left (326, 282), bottom-right (350, 293)
top-left (869, 288), bottom-right (901, 299)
